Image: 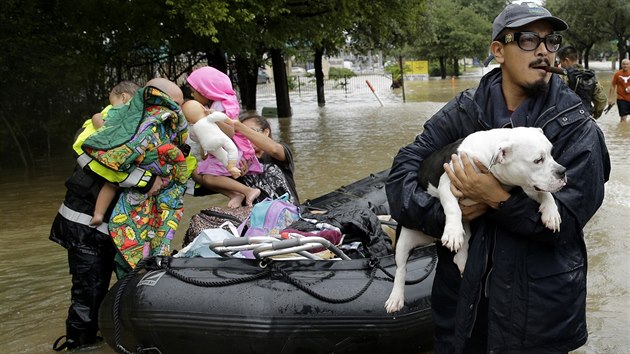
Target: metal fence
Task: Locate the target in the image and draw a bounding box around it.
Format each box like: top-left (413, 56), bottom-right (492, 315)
top-left (255, 73), bottom-right (394, 99)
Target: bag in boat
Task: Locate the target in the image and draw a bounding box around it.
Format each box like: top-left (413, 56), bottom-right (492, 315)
top-left (183, 206), bottom-right (252, 247)
top-left (240, 193), bottom-right (300, 237)
top-left (175, 221), bottom-right (245, 258)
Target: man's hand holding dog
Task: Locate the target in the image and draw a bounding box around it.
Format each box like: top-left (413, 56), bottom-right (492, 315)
top-left (444, 153), bottom-right (510, 211)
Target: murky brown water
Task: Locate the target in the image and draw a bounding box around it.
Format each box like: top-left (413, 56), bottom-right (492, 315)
top-left (1, 69), bottom-right (628, 353)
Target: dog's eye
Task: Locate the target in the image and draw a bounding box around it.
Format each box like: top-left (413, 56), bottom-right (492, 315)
top-left (534, 157), bottom-right (544, 164)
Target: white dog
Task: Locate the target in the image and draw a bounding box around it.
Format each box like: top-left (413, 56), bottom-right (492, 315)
top-left (188, 111), bottom-right (241, 178)
top-left (384, 127), bottom-right (567, 314)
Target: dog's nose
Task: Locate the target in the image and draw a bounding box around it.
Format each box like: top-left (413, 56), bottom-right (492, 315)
top-left (555, 165), bottom-right (567, 180)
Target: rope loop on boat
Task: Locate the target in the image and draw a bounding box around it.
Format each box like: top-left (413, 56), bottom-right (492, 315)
top-left (375, 249), bottom-right (438, 285)
top-left (162, 261), bottom-right (272, 287)
top-left (259, 259), bottom-right (270, 268)
top-left (273, 262), bottom-right (378, 304)
top-left (113, 258), bottom-right (153, 354)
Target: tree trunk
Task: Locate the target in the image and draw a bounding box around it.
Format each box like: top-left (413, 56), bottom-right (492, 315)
top-left (453, 57), bottom-right (460, 77)
top-left (584, 45), bottom-right (592, 69)
top-left (617, 40), bottom-right (625, 68)
top-left (314, 47), bottom-right (325, 107)
top-left (439, 57), bottom-right (447, 79)
top-left (398, 55), bottom-right (406, 102)
top-left (206, 49), bottom-right (228, 74)
top-left (235, 55), bottom-right (258, 112)
top-left (271, 48), bottom-right (292, 118)
top-left (0, 111), bottom-right (29, 168)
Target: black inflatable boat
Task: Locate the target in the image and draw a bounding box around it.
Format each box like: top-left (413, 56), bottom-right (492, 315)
top-left (99, 170), bottom-right (436, 354)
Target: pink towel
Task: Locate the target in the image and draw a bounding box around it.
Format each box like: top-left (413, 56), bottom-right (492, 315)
top-left (187, 66), bottom-right (240, 119)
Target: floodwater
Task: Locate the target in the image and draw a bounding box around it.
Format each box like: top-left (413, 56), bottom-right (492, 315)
top-left (0, 67), bottom-right (628, 353)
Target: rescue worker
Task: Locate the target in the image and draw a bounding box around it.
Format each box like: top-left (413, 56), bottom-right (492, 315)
top-left (49, 82), bottom-right (164, 351)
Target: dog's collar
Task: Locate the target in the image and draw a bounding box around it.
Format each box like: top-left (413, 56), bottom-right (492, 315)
top-left (488, 151), bottom-right (499, 171)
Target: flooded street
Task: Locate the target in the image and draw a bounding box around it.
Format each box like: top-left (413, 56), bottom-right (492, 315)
top-left (0, 69), bottom-right (628, 353)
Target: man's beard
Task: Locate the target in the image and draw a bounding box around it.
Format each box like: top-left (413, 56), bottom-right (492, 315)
top-left (522, 58), bottom-right (551, 97)
top-left (522, 79), bottom-right (549, 97)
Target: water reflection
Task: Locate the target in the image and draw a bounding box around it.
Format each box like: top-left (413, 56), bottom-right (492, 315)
top-left (0, 70), bottom-right (628, 354)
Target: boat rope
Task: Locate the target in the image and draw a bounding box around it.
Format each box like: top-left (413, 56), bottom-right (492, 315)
top-left (273, 259), bottom-right (379, 304)
top-left (375, 249), bottom-right (438, 285)
top-left (112, 258), bottom-right (163, 354)
top-left (160, 257), bottom-right (272, 287)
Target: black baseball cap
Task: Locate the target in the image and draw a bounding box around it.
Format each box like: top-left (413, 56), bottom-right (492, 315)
top-left (492, 3), bottom-right (568, 40)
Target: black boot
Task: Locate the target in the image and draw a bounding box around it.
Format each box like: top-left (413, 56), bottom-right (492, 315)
top-left (52, 335), bottom-right (78, 351)
top-left (52, 334), bottom-right (104, 351)
top-left (53, 325), bottom-right (103, 351)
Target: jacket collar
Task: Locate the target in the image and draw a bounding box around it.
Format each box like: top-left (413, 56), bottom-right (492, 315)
top-left (473, 68), bottom-right (582, 129)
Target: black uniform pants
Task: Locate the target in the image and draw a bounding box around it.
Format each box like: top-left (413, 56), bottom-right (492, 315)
top-left (66, 246), bottom-right (115, 343)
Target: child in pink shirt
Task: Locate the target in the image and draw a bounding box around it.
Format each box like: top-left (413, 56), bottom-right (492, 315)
top-left (183, 66), bottom-right (263, 208)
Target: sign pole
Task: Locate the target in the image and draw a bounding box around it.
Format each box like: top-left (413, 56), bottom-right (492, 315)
top-left (366, 80), bottom-right (384, 106)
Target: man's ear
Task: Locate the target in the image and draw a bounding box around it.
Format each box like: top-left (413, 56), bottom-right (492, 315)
top-left (490, 41), bottom-right (505, 64)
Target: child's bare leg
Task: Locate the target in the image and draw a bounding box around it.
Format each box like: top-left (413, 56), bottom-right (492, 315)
top-left (201, 175), bottom-right (261, 208)
top-left (91, 183), bottom-right (117, 225)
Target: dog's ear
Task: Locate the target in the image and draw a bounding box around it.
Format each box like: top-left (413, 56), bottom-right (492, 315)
top-left (494, 142), bottom-right (513, 164)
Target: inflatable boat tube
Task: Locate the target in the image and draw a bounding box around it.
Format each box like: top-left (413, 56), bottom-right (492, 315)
top-left (99, 170), bottom-right (437, 354)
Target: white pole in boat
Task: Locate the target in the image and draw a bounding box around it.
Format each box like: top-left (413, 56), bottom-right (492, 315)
top-left (365, 80), bottom-right (384, 106)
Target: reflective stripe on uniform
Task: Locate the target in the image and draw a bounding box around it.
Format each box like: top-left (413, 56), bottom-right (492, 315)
top-left (77, 153), bottom-right (92, 169)
top-left (76, 153), bottom-right (150, 189)
top-left (119, 168), bottom-right (150, 188)
top-left (58, 203), bottom-right (109, 234)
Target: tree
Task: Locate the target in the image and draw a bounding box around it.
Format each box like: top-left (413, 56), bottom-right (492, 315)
top-left (410, 0), bottom-right (490, 78)
top-left (598, 0), bottom-right (630, 66)
top-left (546, 0), bottom-right (611, 68)
top-left (0, 0), bottom-right (201, 167)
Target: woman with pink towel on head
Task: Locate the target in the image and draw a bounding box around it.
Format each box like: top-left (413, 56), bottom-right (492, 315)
top-left (183, 66), bottom-right (263, 208)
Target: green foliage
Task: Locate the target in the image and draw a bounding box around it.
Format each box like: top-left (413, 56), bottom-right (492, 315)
top-left (429, 61), bottom-right (455, 77)
top-left (328, 67), bottom-right (356, 80)
top-left (287, 76), bottom-right (303, 91)
top-left (545, 0), bottom-right (629, 64)
top-left (348, 1), bottom-right (427, 55)
top-left (411, 0), bottom-right (491, 60)
top-left (456, 0), bottom-right (507, 21)
top-left (1, 0), bottom-right (627, 166)
top-left (384, 62), bottom-right (412, 81)
top-left (402, 0), bottom-right (491, 78)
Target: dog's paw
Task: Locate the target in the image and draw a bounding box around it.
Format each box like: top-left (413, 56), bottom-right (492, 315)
top-left (441, 224), bottom-right (465, 252)
top-left (385, 290), bottom-right (405, 314)
top-left (539, 205), bottom-right (561, 232)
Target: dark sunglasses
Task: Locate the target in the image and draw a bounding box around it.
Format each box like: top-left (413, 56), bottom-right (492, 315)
top-left (501, 32), bottom-right (563, 53)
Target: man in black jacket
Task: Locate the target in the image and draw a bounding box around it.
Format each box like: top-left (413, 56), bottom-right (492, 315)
top-left (386, 3), bottom-right (610, 353)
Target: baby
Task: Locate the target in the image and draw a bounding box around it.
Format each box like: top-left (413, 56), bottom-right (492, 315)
top-left (183, 102), bottom-right (241, 179)
top-left (89, 81), bottom-right (139, 226)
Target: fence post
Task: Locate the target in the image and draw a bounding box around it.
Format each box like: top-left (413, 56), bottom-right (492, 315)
top-left (399, 55), bottom-right (406, 103)
top-left (298, 76), bottom-right (301, 96)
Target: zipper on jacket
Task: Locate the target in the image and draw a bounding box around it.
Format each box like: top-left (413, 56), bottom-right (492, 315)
top-left (484, 230), bottom-right (497, 298)
top-left (467, 229), bottom-right (495, 338)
